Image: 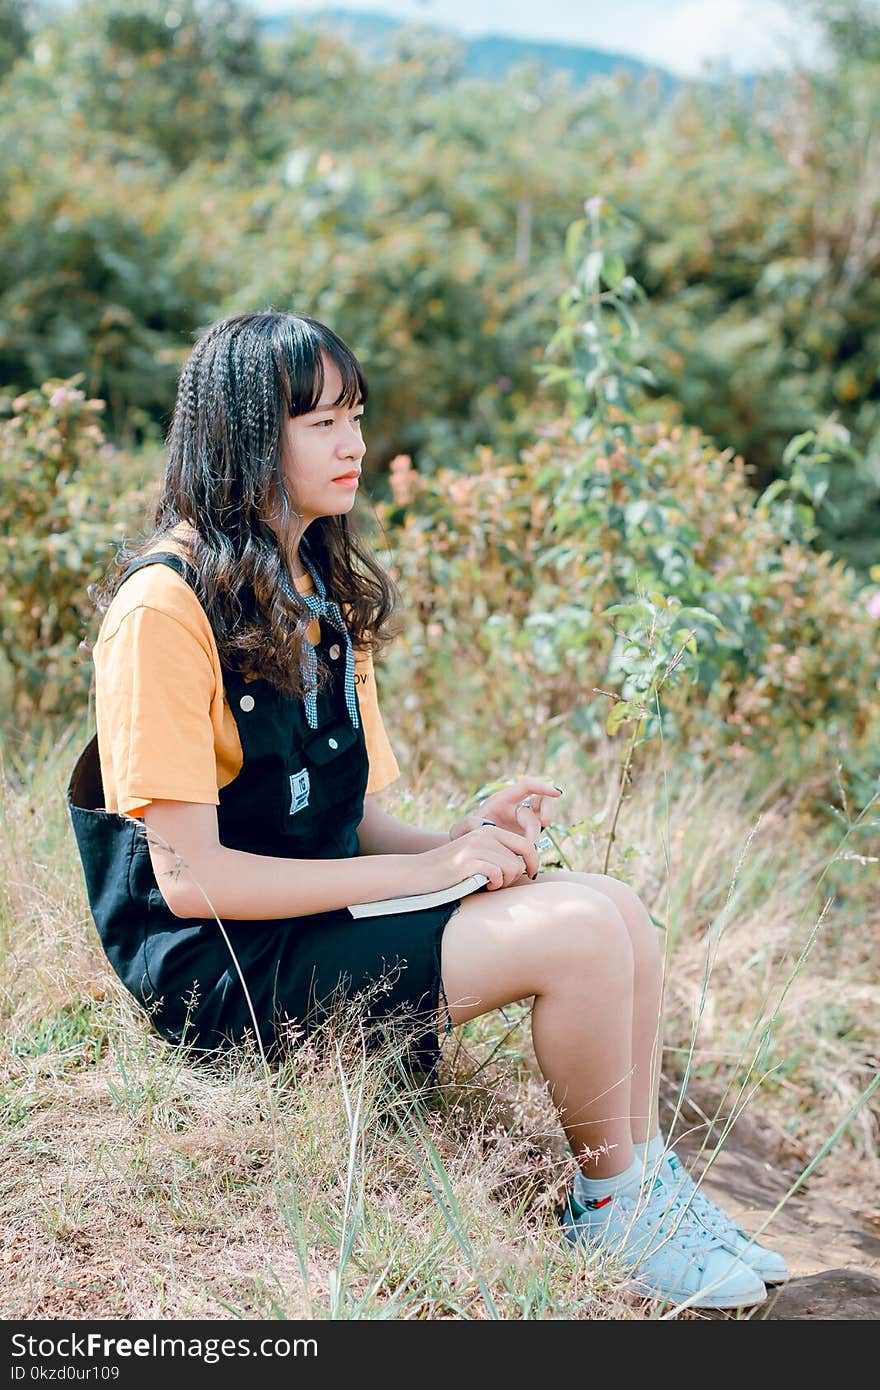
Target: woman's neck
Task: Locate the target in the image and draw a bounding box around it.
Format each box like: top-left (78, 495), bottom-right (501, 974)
top-left (278, 531), bottom-right (308, 581)
top-left (287, 538), bottom-right (308, 580)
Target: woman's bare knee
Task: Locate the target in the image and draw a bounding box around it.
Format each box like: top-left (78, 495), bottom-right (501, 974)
top-left (439, 880), bottom-right (633, 1025)
top-left (539, 884), bottom-right (633, 989)
top-left (544, 870), bottom-right (663, 975)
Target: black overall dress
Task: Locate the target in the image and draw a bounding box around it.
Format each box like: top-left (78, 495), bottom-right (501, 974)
top-left (67, 552), bottom-right (460, 1080)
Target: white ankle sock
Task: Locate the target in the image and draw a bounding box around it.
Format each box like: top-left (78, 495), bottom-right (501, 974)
top-left (573, 1134), bottom-right (670, 1208)
top-left (633, 1131), bottom-right (667, 1169)
top-left (573, 1155), bottom-right (643, 1205)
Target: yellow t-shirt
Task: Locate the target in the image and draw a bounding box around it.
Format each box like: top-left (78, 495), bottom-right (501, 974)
top-left (93, 526), bottom-right (401, 818)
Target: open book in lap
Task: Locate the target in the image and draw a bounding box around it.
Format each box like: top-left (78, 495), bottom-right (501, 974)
top-left (346, 872), bottom-right (490, 919)
top-left (346, 835), bottom-right (553, 918)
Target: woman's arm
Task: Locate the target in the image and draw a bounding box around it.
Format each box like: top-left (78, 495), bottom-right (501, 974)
top-left (355, 794), bottom-right (450, 856)
top-left (143, 800), bottom-right (424, 920)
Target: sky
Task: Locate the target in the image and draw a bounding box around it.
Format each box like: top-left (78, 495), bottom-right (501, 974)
top-left (249, 0), bottom-right (830, 78)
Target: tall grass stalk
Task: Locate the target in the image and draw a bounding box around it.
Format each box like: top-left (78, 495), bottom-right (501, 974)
top-left (329, 1035), bottom-right (368, 1318)
top-left (390, 1106), bottom-right (502, 1319)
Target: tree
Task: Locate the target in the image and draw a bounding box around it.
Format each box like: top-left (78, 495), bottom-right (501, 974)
top-left (0, 0), bottom-right (30, 79)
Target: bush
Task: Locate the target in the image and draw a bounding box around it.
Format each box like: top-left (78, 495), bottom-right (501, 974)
top-left (374, 413), bottom-right (880, 811)
top-left (0, 376), bottom-right (156, 728)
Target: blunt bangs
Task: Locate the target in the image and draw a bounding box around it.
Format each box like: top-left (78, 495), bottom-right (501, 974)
top-left (277, 314), bottom-right (369, 418)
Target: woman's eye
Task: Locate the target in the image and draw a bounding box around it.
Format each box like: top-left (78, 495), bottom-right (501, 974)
top-left (313, 413), bottom-right (363, 428)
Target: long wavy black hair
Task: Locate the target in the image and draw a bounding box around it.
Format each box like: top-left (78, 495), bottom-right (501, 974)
top-left (94, 310), bottom-right (401, 699)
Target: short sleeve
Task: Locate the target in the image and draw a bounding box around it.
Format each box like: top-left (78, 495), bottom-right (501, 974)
top-left (95, 605), bottom-right (221, 817)
top-left (353, 646), bottom-right (401, 795)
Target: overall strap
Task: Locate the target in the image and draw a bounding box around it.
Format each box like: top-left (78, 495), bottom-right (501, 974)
top-left (115, 551), bottom-right (202, 599)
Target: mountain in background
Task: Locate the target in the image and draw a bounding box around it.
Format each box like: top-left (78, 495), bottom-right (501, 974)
top-left (257, 7), bottom-right (751, 99)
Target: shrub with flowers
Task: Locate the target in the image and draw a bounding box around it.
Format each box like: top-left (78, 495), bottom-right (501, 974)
top-left (374, 417), bottom-right (879, 812)
top-left (0, 377), bottom-right (156, 727)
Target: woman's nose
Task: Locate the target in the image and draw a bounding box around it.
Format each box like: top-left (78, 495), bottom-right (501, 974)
top-left (339, 424), bottom-right (365, 457)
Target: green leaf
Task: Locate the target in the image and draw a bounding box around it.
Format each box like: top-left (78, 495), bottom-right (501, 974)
top-left (605, 701), bottom-right (631, 735)
top-left (781, 431), bottom-right (816, 468)
top-left (564, 219), bottom-right (587, 265)
top-left (602, 253), bottom-right (627, 291)
top-left (583, 250), bottom-right (604, 292)
top-left (758, 479), bottom-right (789, 508)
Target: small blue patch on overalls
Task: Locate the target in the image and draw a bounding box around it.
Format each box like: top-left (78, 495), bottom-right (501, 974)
top-left (289, 768), bottom-right (310, 815)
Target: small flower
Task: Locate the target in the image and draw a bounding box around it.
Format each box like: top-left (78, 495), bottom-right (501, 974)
top-left (388, 453), bottom-right (418, 505)
top-left (449, 477), bottom-right (474, 506)
top-left (866, 590), bottom-right (880, 620)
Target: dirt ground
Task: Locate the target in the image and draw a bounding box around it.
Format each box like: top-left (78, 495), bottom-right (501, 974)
top-left (667, 1090), bottom-right (880, 1319)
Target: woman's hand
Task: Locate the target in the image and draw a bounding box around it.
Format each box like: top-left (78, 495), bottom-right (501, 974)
top-left (450, 778), bottom-right (563, 849)
top-left (413, 822), bottom-right (544, 895)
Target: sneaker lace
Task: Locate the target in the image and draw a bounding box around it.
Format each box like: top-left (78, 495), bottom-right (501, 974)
top-left (630, 1181), bottom-right (719, 1257)
top-left (668, 1157), bottom-right (748, 1240)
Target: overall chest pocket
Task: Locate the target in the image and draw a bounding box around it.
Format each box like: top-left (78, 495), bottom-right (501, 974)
top-left (280, 716), bottom-right (363, 835)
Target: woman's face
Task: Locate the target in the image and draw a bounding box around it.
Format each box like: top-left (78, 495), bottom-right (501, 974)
top-left (280, 353), bottom-right (366, 538)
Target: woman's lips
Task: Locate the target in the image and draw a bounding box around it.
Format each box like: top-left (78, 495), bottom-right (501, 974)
top-left (332, 472), bottom-right (360, 487)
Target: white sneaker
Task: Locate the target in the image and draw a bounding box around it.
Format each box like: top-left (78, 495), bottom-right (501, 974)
top-left (659, 1151), bottom-right (790, 1285)
top-left (562, 1175), bottom-right (767, 1310)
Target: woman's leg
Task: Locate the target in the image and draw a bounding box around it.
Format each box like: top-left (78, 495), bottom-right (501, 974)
top-left (537, 871), bottom-right (665, 1145)
top-left (528, 874), bottom-right (789, 1288)
top-left (439, 880), bottom-right (637, 1179)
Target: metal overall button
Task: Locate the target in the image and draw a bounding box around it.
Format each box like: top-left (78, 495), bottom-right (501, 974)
top-left (301, 719), bottom-right (359, 766)
top-left (328, 644), bottom-right (341, 660)
top-left (239, 694), bottom-right (255, 712)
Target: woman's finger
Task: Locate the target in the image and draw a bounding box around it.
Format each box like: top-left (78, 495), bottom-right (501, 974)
top-left (512, 779), bottom-right (563, 803)
top-left (480, 787), bottom-right (554, 845)
top-left (515, 803), bottom-right (543, 844)
top-left (480, 781), bottom-right (562, 816)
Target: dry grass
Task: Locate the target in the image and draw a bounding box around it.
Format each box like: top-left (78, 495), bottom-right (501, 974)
top-left (1, 720), bottom-right (877, 1320)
